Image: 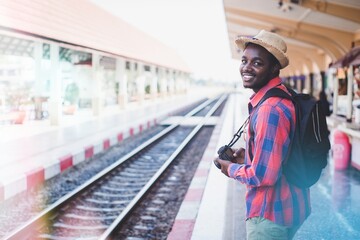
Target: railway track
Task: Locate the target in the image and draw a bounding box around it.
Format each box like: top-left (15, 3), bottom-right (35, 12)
top-left (112, 125), bottom-right (214, 239)
top-left (3, 95), bottom-right (227, 240)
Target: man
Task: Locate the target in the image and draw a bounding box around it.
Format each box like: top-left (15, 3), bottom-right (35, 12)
top-left (215, 30), bottom-right (310, 240)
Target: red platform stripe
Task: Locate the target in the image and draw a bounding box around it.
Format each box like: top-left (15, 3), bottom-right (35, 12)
top-left (59, 155), bottom-right (73, 172)
top-left (85, 146), bottom-right (94, 159)
top-left (0, 183), bottom-right (4, 202)
top-left (103, 139), bottom-right (110, 150)
top-left (26, 167), bottom-right (45, 189)
top-left (129, 128), bottom-right (134, 136)
top-left (194, 169), bottom-right (208, 177)
top-left (167, 219), bottom-right (195, 240)
top-left (117, 133), bottom-right (123, 142)
top-left (183, 189), bottom-right (204, 201)
top-left (139, 124), bottom-right (143, 133)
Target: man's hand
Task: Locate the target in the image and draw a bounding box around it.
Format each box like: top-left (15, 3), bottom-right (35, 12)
top-left (214, 148), bottom-right (245, 177)
top-left (214, 157), bottom-right (232, 177)
top-left (232, 147), bottom-right (245, 164)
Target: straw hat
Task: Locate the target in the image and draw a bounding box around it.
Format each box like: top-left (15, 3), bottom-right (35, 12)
top-left (235, 30), bottom-right (289, 69)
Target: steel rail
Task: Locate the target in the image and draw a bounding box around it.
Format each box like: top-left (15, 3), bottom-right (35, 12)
top-left (99, 94), bottom-right (227, 240)
top-left (2, 95), bottom-right (225, 240)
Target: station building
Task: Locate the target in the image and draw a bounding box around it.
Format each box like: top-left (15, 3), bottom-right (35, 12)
top-left (0, 0), bottom-right (191, 126)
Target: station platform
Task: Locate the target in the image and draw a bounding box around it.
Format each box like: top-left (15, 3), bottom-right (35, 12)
top-left (168, 89), bottom-right (249, 240)
top-left (169, 90), bottom-right (360, 240)
top-left (0, 88), bottom-right (221, 202)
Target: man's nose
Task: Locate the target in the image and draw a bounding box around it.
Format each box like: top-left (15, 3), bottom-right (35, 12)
top-left (241, 62), bottom-right (251, 72)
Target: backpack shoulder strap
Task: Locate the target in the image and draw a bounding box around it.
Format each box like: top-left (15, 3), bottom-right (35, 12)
top-left (262, 87), bottom-right (293, 103)
top-left (249, 86), bottom-right (295, 161)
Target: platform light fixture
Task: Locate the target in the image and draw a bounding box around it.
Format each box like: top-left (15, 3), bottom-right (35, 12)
top-left (278, 0), bottom-right (293, 12)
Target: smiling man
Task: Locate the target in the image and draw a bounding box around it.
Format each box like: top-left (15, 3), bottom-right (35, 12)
top-left (215, 30), bottom-right (310, 240)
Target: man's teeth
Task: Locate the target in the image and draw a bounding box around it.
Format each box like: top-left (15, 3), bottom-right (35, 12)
top-left (242, 74), bottom-right (254, 80)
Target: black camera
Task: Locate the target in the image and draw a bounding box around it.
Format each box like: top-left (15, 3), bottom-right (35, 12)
top-left (214, 145), bottom-right (234, 169)
top-left (214, 117), bottom-right (249, 170)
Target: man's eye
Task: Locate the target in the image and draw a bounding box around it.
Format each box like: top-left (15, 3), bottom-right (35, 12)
top-left (241, 59), bottom-right (247, 64)
top-left (253, 62), bottom-right (262, 66)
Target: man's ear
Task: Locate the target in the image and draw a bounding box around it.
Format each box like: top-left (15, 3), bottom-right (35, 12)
top-left (271, 63), bottom-right (281, 74)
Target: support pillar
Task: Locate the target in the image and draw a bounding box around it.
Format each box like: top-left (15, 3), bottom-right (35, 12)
top-left (184, 73), bottom-right (190, 93)
top-left (291, 76), bottom-right (296, 89)
top-left (49, 43), bottom-right (62, 125)
top-left (309, 73), bottom-right (314, 96)
top-left (34, 42), bottom-right (43, 96)
top-left (179, 72), bottom-right (187, 93)
top-left (174, 71), bottom-right (179, 94)
top-left (333, 74), bottom-right (339, 116)
top-left (168, 71), bottom-right (175, 96)
top-left (116, 58), bottom-right (127, 108)
top-left (150, 66), bottom-right (158, 99)
top-left (160, 68), bottom-right (167, 98)
top-left (128, 61), bottom-right (135, 102)
top-left (92, 53), bottom-right (102, 116)
top-left (301, 74), bottom-right (307, 93)
top-left (33, 41), bottom-right (45, 120)
top-left (296, 76), bottom-right (302, 93)
top-left (321, 71), bottom-right (326, 91)
top-left (346, 65), bottom-right (354, 122)
top-left (136, 62), bottom-right (145, 104)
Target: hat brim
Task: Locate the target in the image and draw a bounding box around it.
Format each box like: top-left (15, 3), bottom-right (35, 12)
top-left (235, 37), bottom-right (289, 69)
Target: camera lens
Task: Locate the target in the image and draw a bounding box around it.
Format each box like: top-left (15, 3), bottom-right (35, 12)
top-left (214, 160), bottom-right (221, 169)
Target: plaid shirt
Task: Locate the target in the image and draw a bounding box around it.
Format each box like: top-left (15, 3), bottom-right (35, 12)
top-left (228, 77), bottom-right (311, 227)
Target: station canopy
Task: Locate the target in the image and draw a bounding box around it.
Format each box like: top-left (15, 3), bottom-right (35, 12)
top-left (223, 0), bottom-right (360, 75)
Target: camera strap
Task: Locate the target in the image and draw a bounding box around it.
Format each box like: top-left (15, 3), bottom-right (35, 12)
top-left (227, 116), bottom-right (249, 148)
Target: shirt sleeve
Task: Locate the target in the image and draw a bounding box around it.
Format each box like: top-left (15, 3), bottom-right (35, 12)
top-left (228, 103), bottom-right (292, 187)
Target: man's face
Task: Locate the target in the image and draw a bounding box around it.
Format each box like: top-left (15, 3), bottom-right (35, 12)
top-left (240, 43), bottom-right (276, 92)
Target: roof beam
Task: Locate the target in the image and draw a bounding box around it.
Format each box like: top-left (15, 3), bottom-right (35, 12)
top-left (226, 17), bottom-right (341, 60)
top-left (225, 7), bottom-right (353, 52)
top-left (301, 0), bottom-right (360, 24)
top-left (225, 8), bottom-right (350, 59)
top-left (288, 51), bottom-right (312, 72)
top-left (276, 28), bottom-right (342, 60)
top-left (288, 45), bottom-right (328, 71)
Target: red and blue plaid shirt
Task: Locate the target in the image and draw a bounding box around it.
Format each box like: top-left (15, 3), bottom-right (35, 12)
top-left (228, 77), bottom-right (311, 227)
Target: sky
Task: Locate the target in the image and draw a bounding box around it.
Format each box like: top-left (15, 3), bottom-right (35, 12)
top-left (90, 0), bottom-right (241, 83)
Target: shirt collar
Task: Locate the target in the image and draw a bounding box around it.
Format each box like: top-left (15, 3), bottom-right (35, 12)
top-left (249, 77), bottom-right (282, 112)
